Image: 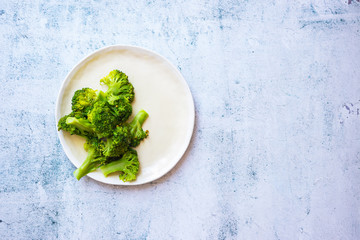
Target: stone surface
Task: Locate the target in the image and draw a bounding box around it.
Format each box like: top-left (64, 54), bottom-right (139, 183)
top-left (1, 1), bottom-right (360, 239)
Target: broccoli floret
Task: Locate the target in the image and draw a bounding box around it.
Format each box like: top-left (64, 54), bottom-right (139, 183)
top-left (100, 149), bottom-right (139, 182)
top-left (99, 110), bottom-right (149, 157)
top-left (128, 110), bottom-right (149, 147)
top-left (108, 99), bottom-right (132, 123)
top-left (58, 112), bottom-right (85, 136)
top-left (71, 88), bottom-right (97, 117)
top-left (60, 90), bottom-right (133, 139)
top-left (73, 138), bottom-right (106, 180)
top-left (100, 70), bottom-right (135, 104)
top-left (85, 91), bottom-right (117, 136)
top-left (58, 70), bottom-right (149, 182)
top-left (87, 100), bottom-right (119, 137)
top-left (65, 117), bottom-right (97, 138)
top-left (87, 90), bottom-right (132, 136)
top-left (100, 125), bottom-right (131, 157)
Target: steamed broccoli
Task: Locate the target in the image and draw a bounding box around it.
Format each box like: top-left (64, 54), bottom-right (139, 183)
top-left (108, 99), bottom-right (133, 123)
top-left (59, 91), bottom-right (134, 139)
top-left (65, 117), bottom-right (96, 137)
top-left (58, 69), bottom-right (149, 182)
top-left (86, 90), bottom-right (132, 137)
top-left (73, 138), bottom-right (106, 180)
top-left (58, 112), bottom-right (85, 136)
top-left (87, 101), bottom-right (119, 137)
top-left (100, 125), bottom-right (131, 157)
top-left (71, 88), bottom-right (97, 117)
top-left (100, 149), bottom-right (139, 182)
top-left (128, 110), bottom-right (149, 147)
top-left (98, 110), bottom-right (149, 158)
top-left (100, 70), bottom-right (135, 104)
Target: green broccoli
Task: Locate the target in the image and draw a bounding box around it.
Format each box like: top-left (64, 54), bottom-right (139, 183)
top-left (59, 92), bottom-right (133, 139)
top-left (71, 88), bottom-right (97, 117)
top-left (87, 101), bottom-right (119, 137)
top-left (100, 70), bottom-right (135, 104)
top-left (73, 138), bottom-right (107, 180)
top-left (59, 113), bottom-right (103, 139)
top-left (86, 90), bottom-right (132, 137)
top-left (58, 112), bottom-right (86, 136)
top-left (128, 110), bottom-right (149, 147)
top-left (58, 70), bottom-right (149, 182)
top-left (99, 110), bottom-right (149, 157)
top-left (108, 99), bottom-right (133, 123)
top-left (100, 125), bottom-right (131, 157)
top-left (100, 149), bottom-right (139, 182)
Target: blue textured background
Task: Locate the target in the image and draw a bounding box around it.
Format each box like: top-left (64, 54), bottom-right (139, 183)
top-left (1, 1), bottom-right (360, 239)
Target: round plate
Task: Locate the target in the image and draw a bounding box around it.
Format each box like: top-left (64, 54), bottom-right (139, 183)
top-left (55, 45), bottom-right (195, 185)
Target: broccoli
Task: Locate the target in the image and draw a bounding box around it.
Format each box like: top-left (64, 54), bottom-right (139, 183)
top-left (57, 90), bottom-right (101, 138)
top-left (100, 125), bottom-right (131, 157)
top-left (71, 88), bottom-right (97, 117)
top-left (59, 91), bottom-right (133, 139)
top-left (99, 110), bottom-right (149, 157)
top-left (73, 138), bottom-right (107, 180)
top-left (58, 112), bottom-right (85, 136)
top-left (65, 114), bottom-right (118, 140)
top-left (128, 110), bottom-right (149, 147)
top-left (65, 117), bottom-right (96, 136)
top-left (58, 70), bottom-right (149, 182)
top-left (100, 149), bottom-right (139, 182)
top-left (108, 99), bottom-right (132, 123)
top-left (100, 70), bottom-right (135, 104)
top-left (86, 90), bottom-right (132, 137)
top-left (87, 101), bottom-right (119, 137)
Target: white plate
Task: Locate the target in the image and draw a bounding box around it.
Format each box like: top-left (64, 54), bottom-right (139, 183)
top-left (55, 45), bottom-right (195, 185)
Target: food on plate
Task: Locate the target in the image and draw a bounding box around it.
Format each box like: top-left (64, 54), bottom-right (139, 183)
top-left (58, 70), bottom-right (149, 182)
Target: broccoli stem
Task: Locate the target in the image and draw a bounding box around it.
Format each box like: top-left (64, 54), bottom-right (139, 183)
top-left (129, 110), bottom-right (148, 127)
top-left (96, 90), bottom-right (107, 102)
top-left (100, 158), bottom-right (129, 177)
top-left (66, 117), bottom-right (96, 134)
top-left (73, 148), bottom-right (104, 180)
top-left (100, 149), bottom-right (139, 182)
top-left (128, 110), bottom-right (149, 147)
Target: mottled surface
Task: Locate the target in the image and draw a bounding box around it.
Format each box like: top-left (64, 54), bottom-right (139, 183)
top-left (0, 0), bottom-right (360, 239)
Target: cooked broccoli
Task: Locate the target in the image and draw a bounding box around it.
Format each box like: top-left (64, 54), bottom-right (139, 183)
top-left (100, 70), bottom-right (135, 104)
top-left (65, 116), bottom-right (97, 138)
top-left (100, 149), bottom-right (139, 182)
top-left (86, 90), bottom-right (132, 137)
top-left (59, 93), bottom-right (133, 139)
top-left (128, 110), bottom-right (149, 147)
top-left (73, 138), bottom-right (106, 180)
top-left (58, 112), bottom-right (85, 136)
top-left (87, 101), bottom-right (119, 137)
top-left (71, 88), bottom-right (97, 117)
top-left (99, 110), bottom-right (149, 157)
top-left (100, 125), bottom-right (131, 157)
top-left (57, 89), bottom-right (99, 137)
top-left (108, 99), bottom-right (132, 123)
top-left (58, 70), bottom-right (149, 182)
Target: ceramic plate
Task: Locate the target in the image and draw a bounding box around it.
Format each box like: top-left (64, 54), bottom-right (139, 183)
top-left (55, 45), bottom-right (195, 185)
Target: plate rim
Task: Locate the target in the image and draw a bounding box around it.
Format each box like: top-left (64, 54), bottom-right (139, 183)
top-left (55, 44), bottom-right (195, 185)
